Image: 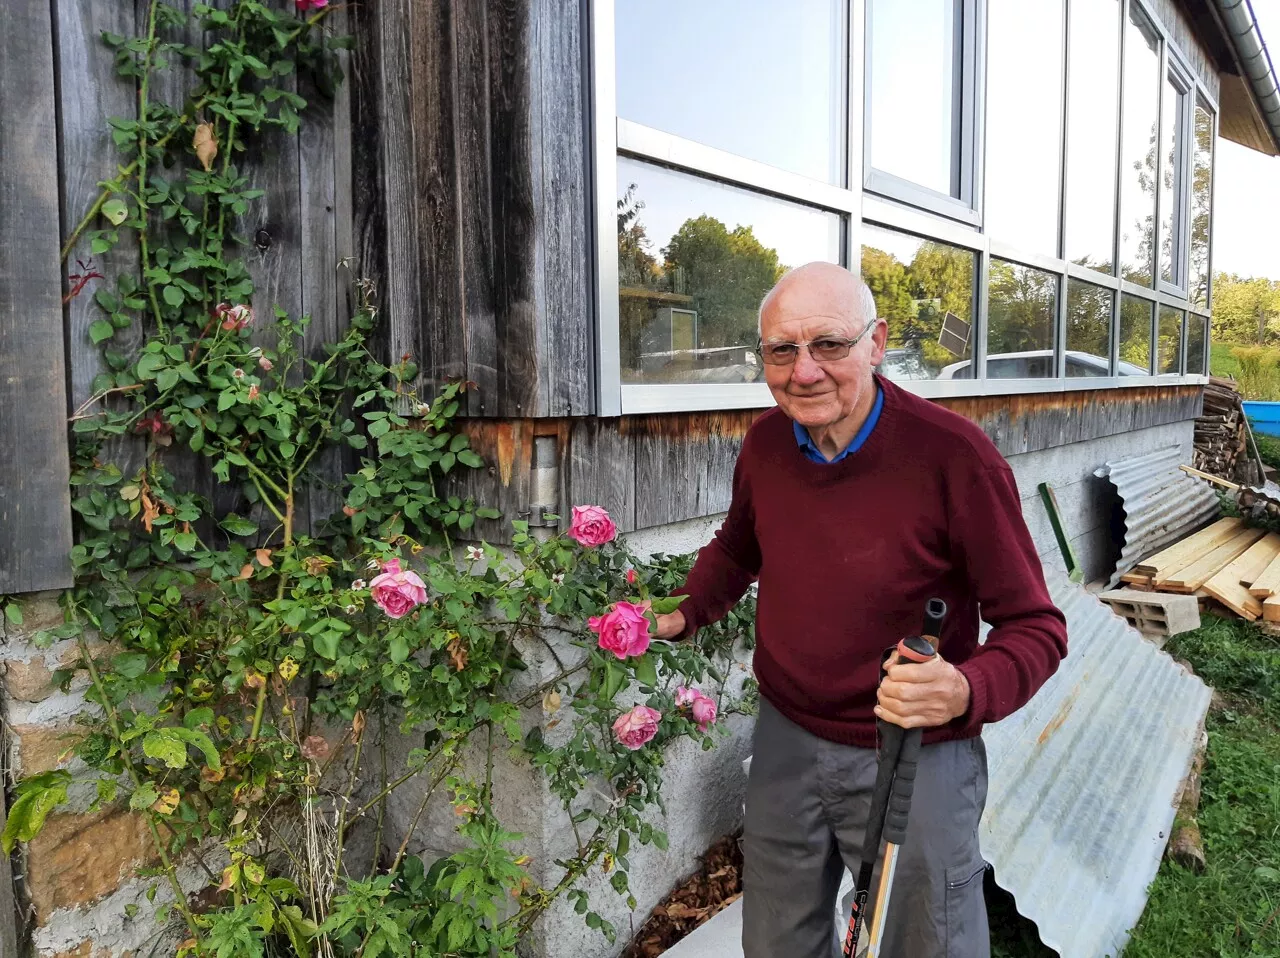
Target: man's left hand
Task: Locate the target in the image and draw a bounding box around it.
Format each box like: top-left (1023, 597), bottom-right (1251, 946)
top-left (875, 654), bottom-right (971, 729)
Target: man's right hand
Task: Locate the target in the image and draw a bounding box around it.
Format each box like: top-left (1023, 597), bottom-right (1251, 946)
top-left (653, 608), bottom-right (686, 639)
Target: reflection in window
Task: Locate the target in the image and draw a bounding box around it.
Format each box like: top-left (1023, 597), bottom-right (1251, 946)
top-left (985, 0), bottom-right (1063, 255)
top-left (1119, 9), bottom-right (1161, 287)
top-left (1120, 295), bottom-right (1154, 374)
top-left (987, 260), bottom-right (1057, 379)
top-left (1190, 101), bottom-right (1214, 307)
top-left (1064, 0), bottom-right (1120, 273)
top-left (616, 158), bottom-right (841, 386)
top-left (615, 0), bottom-right (846, 184)
top-left (1158, 306), bottom-right (1184, 374)
top-left (868, 0), bottom-right (962, 197)
top-left (861, 224), bottom-right (975, 381)
top-left (1159, 75), bottom-right (1187, 285)
top-left (1186, 314), bottom-right (1207, 374)
top-left (1066, 280), bottom-right (1113, 377)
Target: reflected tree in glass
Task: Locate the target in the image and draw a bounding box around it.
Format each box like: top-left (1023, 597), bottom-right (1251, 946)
top-left (1159, 76), bottom-right (1185, 286)
top-left (1158, 305), bottom-right (1184, 374)
top-left (986, 260), bottom-right (1057, 378)
top-left (1186, 314), bottom-right (1207, 374)
top-left (1119, 10), bottom-right (1161, 287)
top-left (861, 226), bottom-right (975, 380)
top-left (1066, 279), bottom-right (1113, 376)
top-left (1120, 294), bottom-right (1153, 373)
top-left (1189, 102), bottom-right (1214, 307)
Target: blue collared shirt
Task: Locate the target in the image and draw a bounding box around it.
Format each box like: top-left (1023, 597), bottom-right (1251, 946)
top-left (792, 385), bottom-right (884, 463)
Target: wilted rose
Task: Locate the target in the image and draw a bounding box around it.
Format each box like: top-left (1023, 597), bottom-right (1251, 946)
top-left (588, 601), bottom-right (650, 660)
top-left (232, 368), bottom-right (245, 380)
top-left (258, 356), bottom-right (273, 371)
top-left (567, 505), bottom-right (617, 547)
top-left (247, 384), bottom-right (260, 401)
top-left (301, 735), bottom-right (332, 762)
top-left (612, 705), bottom-right (661, 750)
top-left (369, 558), bottom-right (428, 619)
top-left (215, 302), bottom-right (253, 332)
top-left (676, 685), bottom-right (719, 732)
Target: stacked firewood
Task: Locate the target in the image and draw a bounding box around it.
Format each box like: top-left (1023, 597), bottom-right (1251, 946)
top-left (1194, 377), bottom-right (1261, 485)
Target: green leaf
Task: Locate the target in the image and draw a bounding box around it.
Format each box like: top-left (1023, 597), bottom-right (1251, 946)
top-left (184, 707), bottom-right (215, 729)
top-left (633, 653), bottom-right (657, 689)
top-left (102, 198), bottom-right (128, 226)
top-left (616, 830), bottom-right (630, 858)
top-left (170, 728), bottom-right (221, 771)
top-left (648, 595), bottom-right (689, 616)
top-left (129, 782), bottom-right (160, 811)
top-left (603, 660), bottom-right (627, 701)
top-left (135, 353), bottom-right (166, 381)
top-left (4, 602), bottom-right (23, 627)
top-left (389, 636), bottom-right (409, 665)
top-left (2, 772), bottom-right (70, 852)
top-left (313, 632), bottom-right (340, 660)
top-left (457, 450), bottom-right (483, 469)
top-left (142, 729), bottom-right (188, 769)
top-left (1255, 866), bottom-right (1280, 882)
top-left (162, 285), bottom-right (185, 308)
top-left (220, 515), bottom-right (258, 536)
top-left (180, 393), bottom-right (205, 409)
top-left (89, 320), bottom-right (115, 344)
top-left (156, 367), bottom-right (180, 392)
top-left (173, 532), bottom-right (197, 552)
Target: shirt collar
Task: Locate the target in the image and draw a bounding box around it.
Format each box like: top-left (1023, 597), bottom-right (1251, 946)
top-left (792, 384), bottom-right (884, 464)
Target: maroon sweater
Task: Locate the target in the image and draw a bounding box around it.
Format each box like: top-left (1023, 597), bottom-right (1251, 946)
top-left (677, 376), bottom-right (1068, 747)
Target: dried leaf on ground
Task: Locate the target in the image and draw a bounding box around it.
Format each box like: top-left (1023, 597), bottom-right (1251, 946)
top-left (193, 123), bottom-right (217, 171)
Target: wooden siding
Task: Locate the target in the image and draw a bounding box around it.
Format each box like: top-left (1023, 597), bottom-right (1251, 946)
top-left (444, 386), bottom-right (1205, 543)
top-left (352, 0), bottom-right (593, 419)
top-left (1150, 0), bottom-right (1222, 101)
top-left (0, 0), bottom-right (74, 593)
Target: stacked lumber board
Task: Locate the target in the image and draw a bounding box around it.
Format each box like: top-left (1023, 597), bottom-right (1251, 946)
top-left (1119, 516), bottom-right (1280, 622)
top-left (1193, 377), bottom-right (1264, 485)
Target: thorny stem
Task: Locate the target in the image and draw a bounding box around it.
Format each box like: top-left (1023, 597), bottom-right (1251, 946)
top-left (372, 711), bottom-right (388, 877)
top-left (74, 627), bottom-right (206, 954)
top-left (136, 0), bottom-right (166, 335)
top-left (332, 718), bottom-right (366, 883)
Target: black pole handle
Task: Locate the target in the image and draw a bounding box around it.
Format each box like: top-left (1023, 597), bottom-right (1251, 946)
top-left (882, 726), bottom-right (923, 845)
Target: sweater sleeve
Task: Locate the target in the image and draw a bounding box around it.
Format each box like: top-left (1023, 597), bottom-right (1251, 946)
top-left (948, 462), bottom-right (1068, 734)
top-left (673, 448), bottom-right (761, 637)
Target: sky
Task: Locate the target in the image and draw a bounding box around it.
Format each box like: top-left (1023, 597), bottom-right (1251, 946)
top-left (1214, 0), bottom-right (1280, 280)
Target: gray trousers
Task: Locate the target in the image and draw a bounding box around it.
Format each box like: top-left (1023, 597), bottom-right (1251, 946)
top-left (742, 699), bottom-right (990, 958)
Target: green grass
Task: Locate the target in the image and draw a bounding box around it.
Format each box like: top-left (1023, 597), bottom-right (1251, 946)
top-left (1212, 341), bottom-right (1243, 380)
top-left (988, 614), bottom-right (1280, 957)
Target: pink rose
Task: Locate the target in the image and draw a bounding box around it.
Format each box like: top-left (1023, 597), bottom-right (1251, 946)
top-left (588, 601), bottom-right (650, 660)
top-left (215, 302), bottom-right (253, 332)
top-left (258, 356), bottom-right (273, 371)
top-left (296, 0), bottom-right (328, 11)
top-left (676, 685), bottom-right (696, 708)
top-left (676, 686), bottom-right (718, 732)
top-left (626, 568), bottom-right (638, 585)
top-left (613, 705), bottom-right (661, 750)
top-left (369, 558), bottom-right (428, 619)
top-left (567, 505), bottom-right (617, 547)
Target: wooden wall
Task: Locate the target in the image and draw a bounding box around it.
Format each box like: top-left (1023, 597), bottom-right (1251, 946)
top-left (445, 385), bottom-right (1206, 544)
top-left (351, 0), bottom-right (594, 420)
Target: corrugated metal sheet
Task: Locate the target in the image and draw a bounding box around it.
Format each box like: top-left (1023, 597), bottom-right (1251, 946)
top-left (980, 574), bottom-right (1212, 958)
top-left (1096, 446), bottom-right (1221, 587)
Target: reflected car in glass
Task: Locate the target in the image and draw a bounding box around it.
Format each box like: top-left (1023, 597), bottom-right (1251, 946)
top-left (936, 350), bottom-right (1151, 379)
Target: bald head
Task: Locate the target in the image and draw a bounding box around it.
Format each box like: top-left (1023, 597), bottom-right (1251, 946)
top-left (758, 262), bottom-right (877, 338)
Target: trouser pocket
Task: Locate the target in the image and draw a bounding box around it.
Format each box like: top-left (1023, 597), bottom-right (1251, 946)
top-left (944, 859), bottom-right (989, 958)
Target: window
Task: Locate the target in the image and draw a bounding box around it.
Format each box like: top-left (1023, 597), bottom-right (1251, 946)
top-left (1159, 69), bottom-right (1190, 287)
top-left (1064, 0), bottom-right (1120, 273)
top-left (985, 0), bottom-right (1064, 256)
top-left (616, 158), bottom-right (841, 386)
top-left (1158, 305), bottom-right (1184, 374)
top-left (987, 260), bottom-right (1058, 379)
top-left (1066, 280), bottom-right (1114, 377)
top-left (861, 224), bottom-right (976, 381)
top-left (866, 0), bottom-right (978, 217)
top-left (1186, 314), bottom-right (1208, 374)
top-left (1189, 99), bottom-right (1214, 307)
top-left (1118, 8), bottom-right (1161, 287)
top-left (1120, 294), bottom-right (1154, 374)
top-left (615, 0), bottom-right (846, 184)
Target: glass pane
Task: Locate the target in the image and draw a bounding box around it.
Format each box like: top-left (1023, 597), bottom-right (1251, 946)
top-left (868, 0), bottom-right (961, 196)
top-left (986, 260), bottom-right (1058, 379)
top-left (1190, 101), bottom-right (1214, 307)
top-left (616, 158), bottom-right (841, 385)
top-left (985, 0), bottom-right (1064, 256)
top-left (1186, 314), bottom-right (1207, 374)
top-left (1064, 0), bottom-right (1120, 273)
top-left (615, 0), bottom-right (846, 184)
top-left (860, 224), bottom-right (975, 381)
top-left (1119, 10), bottom-right (1161, 286)
top-left (1119, 294), bottom-right (1153, 373)
top-left (1066, 280), bottom-right (1113, 377)
top-left (1159, 76), bottom-right (1186, 285)
top-left (1158, 305), bottom-right (1184, 374)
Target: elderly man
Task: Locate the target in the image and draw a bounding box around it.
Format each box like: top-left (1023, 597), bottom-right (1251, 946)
top-left (653, 262), bottom-right (1067, 958)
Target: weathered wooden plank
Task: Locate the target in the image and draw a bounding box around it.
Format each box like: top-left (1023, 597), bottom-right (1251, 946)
top-left (349, 0), bottom-right (387, 324)
top-left (0, 0), bottom-right (74, 593)
top-left (1156, 528), bottom-right (1265, 593)
top-left (567, 419), bottom-right (636, 533)
top-left (539, 0), bottom-right (592, 416)
top-left (448, 420), bottom-right (536, 542)
top-left (488, 0), bottom-right (541, 417)
top-left (1201, 532), bottom-right (1280, 620)
top-left (1134, 516), bottom-right (1244, 577)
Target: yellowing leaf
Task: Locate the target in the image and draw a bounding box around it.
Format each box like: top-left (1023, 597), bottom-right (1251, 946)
top-left (255, 548), bottom-right (274, 568)
top-left (193, 123), bottom-right (217, 172)
top-left (279, 656), bottom-right (299, 683)
top-left (119, 484), bottom-right (140, 501)
top-left (152, 787), bottom-right (180, 815)
top-left (102, 198), bottom-right (128, 226)
top-left (542, 690), bottom-right (561, 714)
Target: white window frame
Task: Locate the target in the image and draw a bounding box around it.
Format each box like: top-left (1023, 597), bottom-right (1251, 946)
top-left (589, 0), bottom-right (1211, 417)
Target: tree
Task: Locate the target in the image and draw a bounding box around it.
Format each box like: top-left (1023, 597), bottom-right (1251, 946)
top-left (661, 216), bottom-right (785, 348)
top-left (1212, 272), bottom-right (1280, 345)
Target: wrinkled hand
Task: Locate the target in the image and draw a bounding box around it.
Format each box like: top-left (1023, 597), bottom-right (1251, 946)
top-left (653, 608), bottom-right (686, 639)
top-left (874, 654), bottom-right (971, 729)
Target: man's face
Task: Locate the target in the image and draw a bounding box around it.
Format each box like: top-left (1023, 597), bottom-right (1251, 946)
top-left (759, 277), bottom-right (886, 429)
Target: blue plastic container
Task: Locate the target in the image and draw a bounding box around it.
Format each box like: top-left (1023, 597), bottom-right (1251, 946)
top-left (1243, 401), bottom-right (1280, 437)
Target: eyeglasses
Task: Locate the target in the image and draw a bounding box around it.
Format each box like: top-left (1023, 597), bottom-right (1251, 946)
top-left (756, 321), bottom-right (877, 366)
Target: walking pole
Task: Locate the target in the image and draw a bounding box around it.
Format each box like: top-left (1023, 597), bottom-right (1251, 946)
top-left (842, 598), bottom-right (947, 958)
